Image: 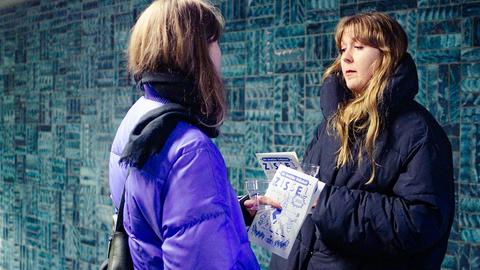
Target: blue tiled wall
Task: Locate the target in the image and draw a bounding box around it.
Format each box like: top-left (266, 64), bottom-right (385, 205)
top-left (0, 0), bottom-right (478, 269)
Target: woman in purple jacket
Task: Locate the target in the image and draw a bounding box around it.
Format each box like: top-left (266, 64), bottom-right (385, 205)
top-left (109, 0), bottom-right (259, 269)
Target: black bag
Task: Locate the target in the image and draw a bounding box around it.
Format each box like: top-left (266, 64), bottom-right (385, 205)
top-left (100, 170), bottom-right (134, 270)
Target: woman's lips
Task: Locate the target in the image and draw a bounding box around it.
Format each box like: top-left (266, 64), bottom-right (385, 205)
top-left (344, 70), bottom-right (356, 77)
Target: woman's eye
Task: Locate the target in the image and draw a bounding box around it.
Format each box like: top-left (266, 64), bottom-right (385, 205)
top-left (339, 48), bottom-right (346, 53)
top-left (354, 46), bottom-right (364, 49)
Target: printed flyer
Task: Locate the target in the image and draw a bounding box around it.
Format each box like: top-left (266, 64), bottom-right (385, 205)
top-left (248, 165), bottom-right (325, 259)
top-left (255, 152), bottom-right (301, 181)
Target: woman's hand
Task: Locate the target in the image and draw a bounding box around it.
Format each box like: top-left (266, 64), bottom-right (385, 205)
top-left (311, 198), bottom-right (319, 209)
top-left (243, 196), bottom-right (282, 217)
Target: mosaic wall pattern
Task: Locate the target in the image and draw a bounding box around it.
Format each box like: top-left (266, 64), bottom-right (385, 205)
top-left (0, 0), bottom-right (478, 269)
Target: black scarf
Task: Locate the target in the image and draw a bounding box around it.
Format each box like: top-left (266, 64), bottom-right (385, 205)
top-left (120, 72), bottom-right (219, 169)
top-left (136, 71), bottom-right (198, 107)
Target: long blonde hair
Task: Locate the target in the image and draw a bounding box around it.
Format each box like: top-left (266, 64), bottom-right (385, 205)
top-left (323, 12), bottom-right (408, 184)
top-left (127, 0), bottom-right (226, 126)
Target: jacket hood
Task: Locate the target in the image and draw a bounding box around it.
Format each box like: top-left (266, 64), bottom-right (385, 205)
top-left (119, 103), bottom-right (219, 169)
top-left (320, 53), bottom-right (419, 119)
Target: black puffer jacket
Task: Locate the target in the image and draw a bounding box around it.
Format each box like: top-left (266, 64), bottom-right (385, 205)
top-left (270, 54), bottom-right (455, 270)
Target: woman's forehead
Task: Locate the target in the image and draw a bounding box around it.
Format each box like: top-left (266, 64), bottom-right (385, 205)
top-left (340, 27), bottom-right (359, 43)
top-left (340, 24), bottom-right (374, 45)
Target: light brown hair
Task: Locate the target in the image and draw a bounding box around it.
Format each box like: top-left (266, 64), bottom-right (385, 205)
top-left (128, 0), bottom-right (226, 126)
top-left (323, 12), bottom-right (408, 184)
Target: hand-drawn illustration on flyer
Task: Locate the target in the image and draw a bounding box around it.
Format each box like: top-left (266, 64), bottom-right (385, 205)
top-left (248, 165), bottom-right (325, 259)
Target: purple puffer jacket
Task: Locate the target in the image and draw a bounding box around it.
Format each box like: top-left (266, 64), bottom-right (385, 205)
top-left (109, 91), bottom-right (259, 269)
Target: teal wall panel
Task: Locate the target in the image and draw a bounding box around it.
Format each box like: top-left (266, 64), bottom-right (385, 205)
top-left (0, 0), bottom-right (479, 269)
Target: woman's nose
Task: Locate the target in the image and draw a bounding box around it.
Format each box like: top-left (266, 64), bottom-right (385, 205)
top-left (342, 49), bottom-right (353, 63)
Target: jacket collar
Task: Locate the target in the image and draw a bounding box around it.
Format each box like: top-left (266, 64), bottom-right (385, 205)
top-left (137, 71), bottom-right (197, 107)
top-left (143, 83), bottom-right (171, 104)
top-left (320, 53), bottom-right (419, 119)
top-left (120, 103), bottom-right (219, 169)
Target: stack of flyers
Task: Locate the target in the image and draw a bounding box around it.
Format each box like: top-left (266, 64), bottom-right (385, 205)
top-left (248, 165), bottom-right (325, 258)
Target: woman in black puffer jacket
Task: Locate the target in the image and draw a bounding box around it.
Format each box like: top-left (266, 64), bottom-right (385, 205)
top-left (269, 12), bottom-right (455, 270)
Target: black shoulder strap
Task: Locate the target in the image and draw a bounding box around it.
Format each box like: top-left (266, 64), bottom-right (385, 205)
top-left (115, 168), bottom-right (131, 232)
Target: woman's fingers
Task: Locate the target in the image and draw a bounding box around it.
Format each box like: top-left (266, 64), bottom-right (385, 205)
top-left (244, 199), bottom-right (257, 209)
top-left (243, 196), bottom-right (282, 210)
top-left (258, 196), bottom-right (282, 209)
top-left (243, 196), bottom-right (283, 217)
top-left (243, 199), bottom-right (257, 217)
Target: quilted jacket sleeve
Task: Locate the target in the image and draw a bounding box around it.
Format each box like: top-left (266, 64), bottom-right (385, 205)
top-left (312, 139), bottom-right (455, 257)
top-left (160, 146), bottom-right (259, 270)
